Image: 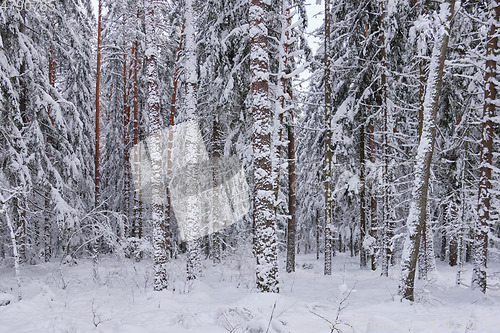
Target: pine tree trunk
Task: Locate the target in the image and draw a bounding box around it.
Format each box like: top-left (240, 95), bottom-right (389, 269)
top-left (472, 0), bottom-right (499, 293)
top-left (449, 203), bottom-right (458, 266)
top-left (379, 0), bottom-right (391, 277)
top-left (250, 0), bottom-right (279, 293)
top-left (44, 24), bottom-right (56, 263)
top-left (92, 0), bottom-right (103, 283)
top-left (145, 0), bottom-right (168, 291)
top-left (287, 117), bottom-right (296, 273)
top-left (212, 118), bottom-right (222, 264)
top-left (122, 16), bottom-right (131, 238)
top-left (279, 0), bottom-right (296, 274)
top-left (368, 124), bottom-right (377, 271)
top-left (132, 10), bottom-right (143, 240)
top-left (323, 0), bottom-right (333, 277)
top-left (316, 208), bottom-right (320, 260)
top-left (399, 0), bottom-right (454, 301)
top-left (360, 123), bottom-right (367, 268)
top-left (95, 0), bottom-right (101, 211)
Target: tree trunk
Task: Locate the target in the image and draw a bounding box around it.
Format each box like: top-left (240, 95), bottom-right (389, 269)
top-left (279, 0), bottom-right (296, 274)
top-left (398, 0), bottom-right (454, 301)
top-left (368, 124), bottom-right (377, 271)
top-left (324, 0), bottom-right (333, 277)
top-left (360, 123), bottom-right (367, 268)
top-left (250, 0), bottom-right (279, 293)
top-left (379, 0), bottom-right (391, 277)
top-left (44, 24), bottom-right (56, 263)
top-left (211, 117), bottom-right (222, 264)
top-left (472, 0), bottom-right (499, 293)
top-left (316, 208), bottom-right (320, 260)
top-left (132, 9), bottom-right (143, 240)
top-left (122, 16), bottom-right (131, 239)
top-left (184, 0), bottom-right (202, 281)
top-left (92, 0), bottom-right (103, 283)
top-left (3, 204), bottom-right (22, 301)
top-left (145, 0), bottom-right (168, 291)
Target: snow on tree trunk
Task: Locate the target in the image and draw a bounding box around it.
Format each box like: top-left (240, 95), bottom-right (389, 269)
top-left (93, 0), bottom-right (103, 283)
top-left (379, 0), bottom-right (391, 278)
top-left (123, 15), bottom-right (131, 239)
top-left (184, 0), bottom-right (202, 281)
top-left (2, 201), bottom-right (22, 301)
top-left (132, 11), bottom-right (143, 240)
top-left (277, 0), bottom-right (296, 274)
top-left (368, 124), bottom-right (377, 271)
top-left (145, 0), bottom-right (168, 291)
top-left (472, 0), bottom-right (500, 294)
top-left (360, 123), bottom-right (367, 268)
top-left (250, 0), bottom-right (279, 293)
top-left (323, 0), bottom-right (333, 277)
top-left (398, 0), bottom-right (454, 301)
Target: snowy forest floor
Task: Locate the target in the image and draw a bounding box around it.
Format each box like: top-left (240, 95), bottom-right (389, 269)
top-left (1, 250), bottom-right (500, 333)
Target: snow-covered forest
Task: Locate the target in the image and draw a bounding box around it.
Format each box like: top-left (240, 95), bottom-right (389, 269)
top-left (1, 0), bottom-right (500, 332)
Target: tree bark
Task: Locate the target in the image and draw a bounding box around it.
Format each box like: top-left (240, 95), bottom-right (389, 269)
top-left (368, 124), bottom-right (377, 271)
top-left (398, 0), bottom-right (454, 301)
top-left (132, 9), bottom-right (143, 240)
top-left (379, 0), bottom-right (391, 277)
top-left (184, 0), bottom-right (202, 281)
top-left (123, 16), bottom-right (131, 238)
top-left (145, 0), bottom-right (168, 291)
top-left (360, 123), bottom-right (367, 268)
top-left (250, 0), bottom-right (279, 292)
top-left (324, 0), bottom-right (333, 277)
top-left (472, 0), bottom-right (500, 293)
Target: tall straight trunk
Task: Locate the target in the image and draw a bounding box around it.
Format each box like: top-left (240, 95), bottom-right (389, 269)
top-left (250, 0), bottom-right (279, 293)
top-left (379, 0), bottom-right (391, 277)
top-left (399, 0), bottom-right (454, 301)
top-left (163, 20), bottom-right (184, 259)
top-left (278, 0), bottom-right (296, 274)
top-left (360, 123), bottom-right (367, 267)
top-left (211, 117), bottom-right (222, 264)
top-left (95, 0), bottom-right (101, 209)
top-left (132, 9), bottom-right (143, 240)
top-left (448, 204), bottom-right (458, 266)
top-left (324, 0), bottom-right (333, 276)
top-left (286, 116), bottom-right (296, 273)
top-left (472, 0), bottom-right (499, 293)
top-left (92, 0), bottom-right (103, 283)
top-left (44, 24), bottom-right (56, 262)
top-left (16, 11), bottom-right (27, 265)
top-left (316, 208), bottom-right (320, 260)
top-left (184, 0), bottom-right (202, 280)
top-left (122, 17), bottom-right (131, 238)
top-left (145, 0), bottom-right (168, 291)
top-left (368, 124), bottom-right (377, 271)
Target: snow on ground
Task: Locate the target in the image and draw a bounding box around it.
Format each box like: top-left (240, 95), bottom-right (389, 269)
top-left (1, 251), bottom-right (499, 333)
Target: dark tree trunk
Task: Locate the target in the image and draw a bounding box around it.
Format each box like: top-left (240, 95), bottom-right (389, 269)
top-left (472, 0), bottom-right (499, 293)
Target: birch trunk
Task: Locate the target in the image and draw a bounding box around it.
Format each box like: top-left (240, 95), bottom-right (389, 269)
top-left (145, 0), bottom-right (168, 291)
top-left (184, 0), bottom-right (202, 280)
top-left (399, 0), bottom-right (454, 301)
